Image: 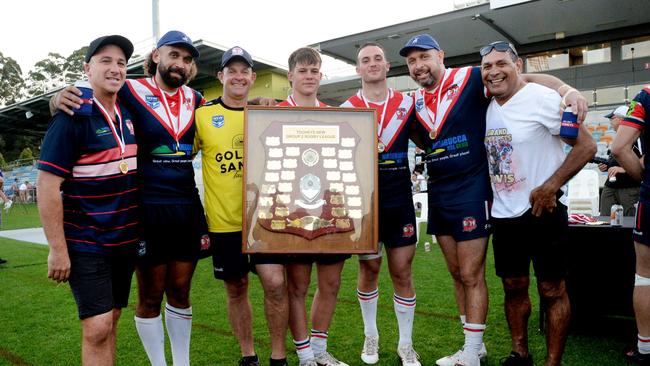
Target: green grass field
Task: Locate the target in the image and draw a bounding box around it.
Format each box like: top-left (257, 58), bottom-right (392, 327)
top-left (0, 207), bottom-right (635, 365)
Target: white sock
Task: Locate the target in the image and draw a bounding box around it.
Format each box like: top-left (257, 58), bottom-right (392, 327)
top-left (462, 323), bottom-right (486, 360)
top-left (310, 329), bottom-right (328, 356)
top-left (135, 314), bottom-right (167, 366)
top-left (639, 334), bottom-right (650, 354)
top-left (459, 314), bottom-right (467, 326)
top-left (357, 288), bottom-right (379, 337)
top-left (165, 303), bottom-right (192, 366)
top-left (294, 338), bottom-right (315, 363)
top-left (393, 293), bottom-right (416, 347)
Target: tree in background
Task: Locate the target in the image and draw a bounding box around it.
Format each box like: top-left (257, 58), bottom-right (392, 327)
top-left (0, 51), bottom-right (25, 107)
top-left (25, 52), bottom-right (67, 97)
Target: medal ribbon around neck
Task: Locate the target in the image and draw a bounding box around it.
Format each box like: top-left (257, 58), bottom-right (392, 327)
top-left (93, 97), bottom-right (129, 174)
top-left (358, 88), bottom-right (392, 140)
top-left (424, 69), bottom-right (450, 139)
top-left (288, 94), bottom-right (320, 107)
top-left (152, 78), bottom-right (185, 149)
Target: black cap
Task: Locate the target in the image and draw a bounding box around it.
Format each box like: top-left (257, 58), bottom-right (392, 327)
top-left (220, 46), bottom-right (254, 70)
top-left (85, 35), bottom-right (134, 63)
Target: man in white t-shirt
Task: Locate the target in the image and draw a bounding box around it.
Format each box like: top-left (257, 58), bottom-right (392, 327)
top-left (480, 41), bottom-right (596, 366)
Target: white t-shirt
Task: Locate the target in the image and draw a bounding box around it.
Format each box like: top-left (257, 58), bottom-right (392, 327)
top-left (484, 83), bottom-right (567, 218)
top-left (19, 183), bottom-right (27, 191)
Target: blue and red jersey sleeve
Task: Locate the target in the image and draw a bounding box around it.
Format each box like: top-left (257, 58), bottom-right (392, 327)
top-left (623, 87), bottom-right (650, 130)
top-left (37, 113), bottom-right (81, 178)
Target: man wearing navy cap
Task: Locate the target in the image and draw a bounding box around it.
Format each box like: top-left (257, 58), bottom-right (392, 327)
top-left (399, 34), bottom-right (588, 366)
top-left (51, 30), bottom-right (209, 366)
top-left (38, 34), bottom-right (139, 365)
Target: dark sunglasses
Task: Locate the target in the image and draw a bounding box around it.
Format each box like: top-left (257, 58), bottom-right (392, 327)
top-left (480, 41), bottom-right (518, 57)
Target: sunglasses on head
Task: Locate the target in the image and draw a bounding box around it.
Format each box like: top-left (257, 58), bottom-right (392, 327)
top-left (480, 41), bottom-right (518, 57)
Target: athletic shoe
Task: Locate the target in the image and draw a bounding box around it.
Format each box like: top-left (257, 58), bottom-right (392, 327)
top-left (314, 351), bottom-right (349, 366)
top-left (361, 336), bottom-right (379, 364)
top-left (300, 360), bottom-right (318, 366)
top-left (397, 344), bottom-right (421, 366)
top-left (239, 355), bottom-right (260, 366)
top-left (436, 343), bottom-right (488, 366)
top-left (453, 354), bottom-right (480, 366)
top-left (499, 351), bottom-right (533, 366)
top-left (4, 200), bottom-right (12, 211)
top-left (629, 350), bottom-right (650, 365)
top-left (269, 358), bottom-right (289, 366)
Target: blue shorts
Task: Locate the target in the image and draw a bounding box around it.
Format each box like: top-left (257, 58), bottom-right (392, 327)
top-left (427, 200), bottom-right (491, 241)
top-left (634, 198), bottom-right (650, 245)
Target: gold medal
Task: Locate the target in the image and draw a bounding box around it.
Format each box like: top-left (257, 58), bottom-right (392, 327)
top-left (119, 159), bottom-right (129, 174)
top-left (377, 141), bottom-right (385, 153)
top-left (429, 129), bottom-right (437, 140)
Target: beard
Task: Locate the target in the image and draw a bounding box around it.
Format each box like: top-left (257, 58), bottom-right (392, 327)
top-left (158, 63), bottom-right (188, 89)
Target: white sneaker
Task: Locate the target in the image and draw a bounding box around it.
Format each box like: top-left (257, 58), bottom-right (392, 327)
top-left (397, 344), bottom-right (421, 366)
top-left (436, 344), bottom-right (487, 366)
top-left (300, 360), bottom-right (318, 366)
top-left (453, 353), bottom-right (480, 366)
top-left (314, 351), bottom-right (349, 366)
top-left (361, 336), bottom-right (379, 364)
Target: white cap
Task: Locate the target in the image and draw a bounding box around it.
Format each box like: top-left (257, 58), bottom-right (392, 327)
top-left (605, 105), bottom-right (628, 119)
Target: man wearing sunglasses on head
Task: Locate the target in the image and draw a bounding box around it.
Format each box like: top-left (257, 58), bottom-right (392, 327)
top-left (400, 35), bottom-right (588, 366)
top-left (481, 41), bottom-right (595, 366)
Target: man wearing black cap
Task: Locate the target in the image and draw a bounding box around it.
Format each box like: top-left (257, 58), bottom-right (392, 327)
top-left (37, 34), bottom-right (139, 365)
top-left (399, 34), bottom-right (588, 366)
top-left (194, 46), bottom-right (289, 366)
top-left (51, 30), bottom-right (209, 366)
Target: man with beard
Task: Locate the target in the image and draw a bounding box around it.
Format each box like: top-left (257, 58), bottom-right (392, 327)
top-left (399, 34), bottom-right (587, 366)
top-left (340, 42), bottom-right (419, 366)
top-left (51, 30), bottom-right (209, 366)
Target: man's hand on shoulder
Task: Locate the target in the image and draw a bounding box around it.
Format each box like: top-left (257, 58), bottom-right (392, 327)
top-left (50, 86), bottom-right (83, 116)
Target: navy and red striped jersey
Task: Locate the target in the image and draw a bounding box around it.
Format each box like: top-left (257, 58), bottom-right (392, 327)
top-left (118, 78), bottom-right (205, 204)
top-left (412, 66), bottom-right (492, 206)
top-left (623, 86), bottom-right (650, 200)
top-left (341, 89), bottom-right (415, 207)
top-left (38, 104), bottom-right (139, 253)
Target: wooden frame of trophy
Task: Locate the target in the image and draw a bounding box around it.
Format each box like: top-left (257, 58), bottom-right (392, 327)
top-left (242, 106), bottom-right (378, 254)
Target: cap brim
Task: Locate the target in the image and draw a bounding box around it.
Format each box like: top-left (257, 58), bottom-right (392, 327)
top-left (399, 45), bottom-right (435, 57)
top-left (604, 112), bottom-right (615, 118)
top-left (164, 42), bottom-right (200, 58)
top-left (86, 35), bottom-right (134, 62)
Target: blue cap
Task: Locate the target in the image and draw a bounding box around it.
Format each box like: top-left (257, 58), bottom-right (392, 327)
top-left (157, 30), bottom-right (200, 58)
top-left (220, 46), bottom-right (254, 70)
top-left (399, 34), bottom-right (441, 57)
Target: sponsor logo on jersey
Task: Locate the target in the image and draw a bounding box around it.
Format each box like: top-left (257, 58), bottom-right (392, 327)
top-left (146, 95), bottom-right (160, 109)
top-left (138, 241), bottom-right (147, 257)
top-left (415, 97), bottom-right (424, 112)
top-left (212, 115), bottom-right (225, 128)
top-left (200, 234), bottom-right (211, 251)
top-left (462, 216), bottom-right (477, 232)
top-left (95, 127), bottom-right (112, 136)
top-left (446, 84), bottom-right (459, 100)
top-left (402, 223), bottom-right (415, 238)
top-left (396, 107), bottom-right (407, 120)
top-left (151, 143), bottom-right (193, 156)
top-left (125, 120), bottom-right (135, 135)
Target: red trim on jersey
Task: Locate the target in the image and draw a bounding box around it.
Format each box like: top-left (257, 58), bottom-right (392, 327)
top-left (64, 221), bottom-right (138, 231)
top-left (77, 144), bottom-right (138, 165)
top-left (62, 187), bottom-right (139, 199)
top-left (621, 121), bottom-right (643, 129)
top-left (38, 160), bottom-right (71, 174)
top-left (67, 237), bottom-right (139, 246)
top-left (70, 170), bottom-right (138, 182)
top-left (64, 204), bottom-right (138, 216)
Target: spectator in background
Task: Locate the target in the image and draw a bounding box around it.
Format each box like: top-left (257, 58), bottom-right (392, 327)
top-left (18, 181), bottom-right (27, 203)
top-left (599, 105), bottom-right (642, 216)
top-left (10, 179), bottom-right (19, 201)
top-left (0, 168), bottom-right (12, 210)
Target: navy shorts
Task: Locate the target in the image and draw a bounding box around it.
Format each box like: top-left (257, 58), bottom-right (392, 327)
top-left (634, 198), bottom-right (650, 246)
top-left (379, 203), bottom-right (418, 247)
top-left (68, 246), bottom-right (137, 319)
top-left (492, 204), bottom-right (568, 280)
top-left (211, 231), bottom-right (286, 280)
top-left (137, 199), bottom-right (211, 266)
top-left (427, 200), bottom-right (491, 241)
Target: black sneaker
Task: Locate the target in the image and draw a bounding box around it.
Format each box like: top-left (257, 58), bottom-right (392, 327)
top-left (499, 351), bottom-right (533, 366)
top-left (0, 258), bottom-right (7, 265)
top-left (269, 358), bottom-right (288, 366)
top-left (629, 350), bottom-right (650, 365)
top-left (239, 355), bottom-right (260, 366)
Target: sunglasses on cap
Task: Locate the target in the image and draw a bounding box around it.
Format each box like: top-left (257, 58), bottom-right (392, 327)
top-left (480, 41), bottom-right (518, 57)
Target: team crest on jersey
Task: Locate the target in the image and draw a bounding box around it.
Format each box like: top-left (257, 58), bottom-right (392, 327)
top-left (446, 84), bottom-right (459, 100)
top-left (125, 120), bottom-right (135, 135)
top-left (396, 107), bottom-right (407, 120)
top-left (462, 217), bottom-right (477, 232)
top-left (402, 223), bottom-right (415, 238)
top-left (212, 115), bottom-right (225, 128)
top-left (200, 234), bottom-right (211, 251)
top-left (95, 127), bottom-right (111, 136)
top-left (145, 95), bottom-right (160, 109)
top-left (415, 97), bottom-right (424, 112)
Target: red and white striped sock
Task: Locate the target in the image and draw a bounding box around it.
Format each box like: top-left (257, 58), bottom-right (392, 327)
top-left (393, 293), bottom-right (416, 347)
top-left (293, 338), bottom-right (314, 363)
top-left (639, 334), bottom-right (650, 355)
top-left (463, 323), bottom-right (486, 360)
top-left (358, 288), bottom-right (379, 337)
top-left (310, 329), bottom-right (328, 356)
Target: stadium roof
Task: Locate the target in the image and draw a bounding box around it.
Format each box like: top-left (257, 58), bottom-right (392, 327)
top-left (313, 0), bottom-right (650, 103)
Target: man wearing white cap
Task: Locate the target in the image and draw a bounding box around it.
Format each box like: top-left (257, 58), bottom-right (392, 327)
top-left (598, 105), bottom-right (642, 216)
